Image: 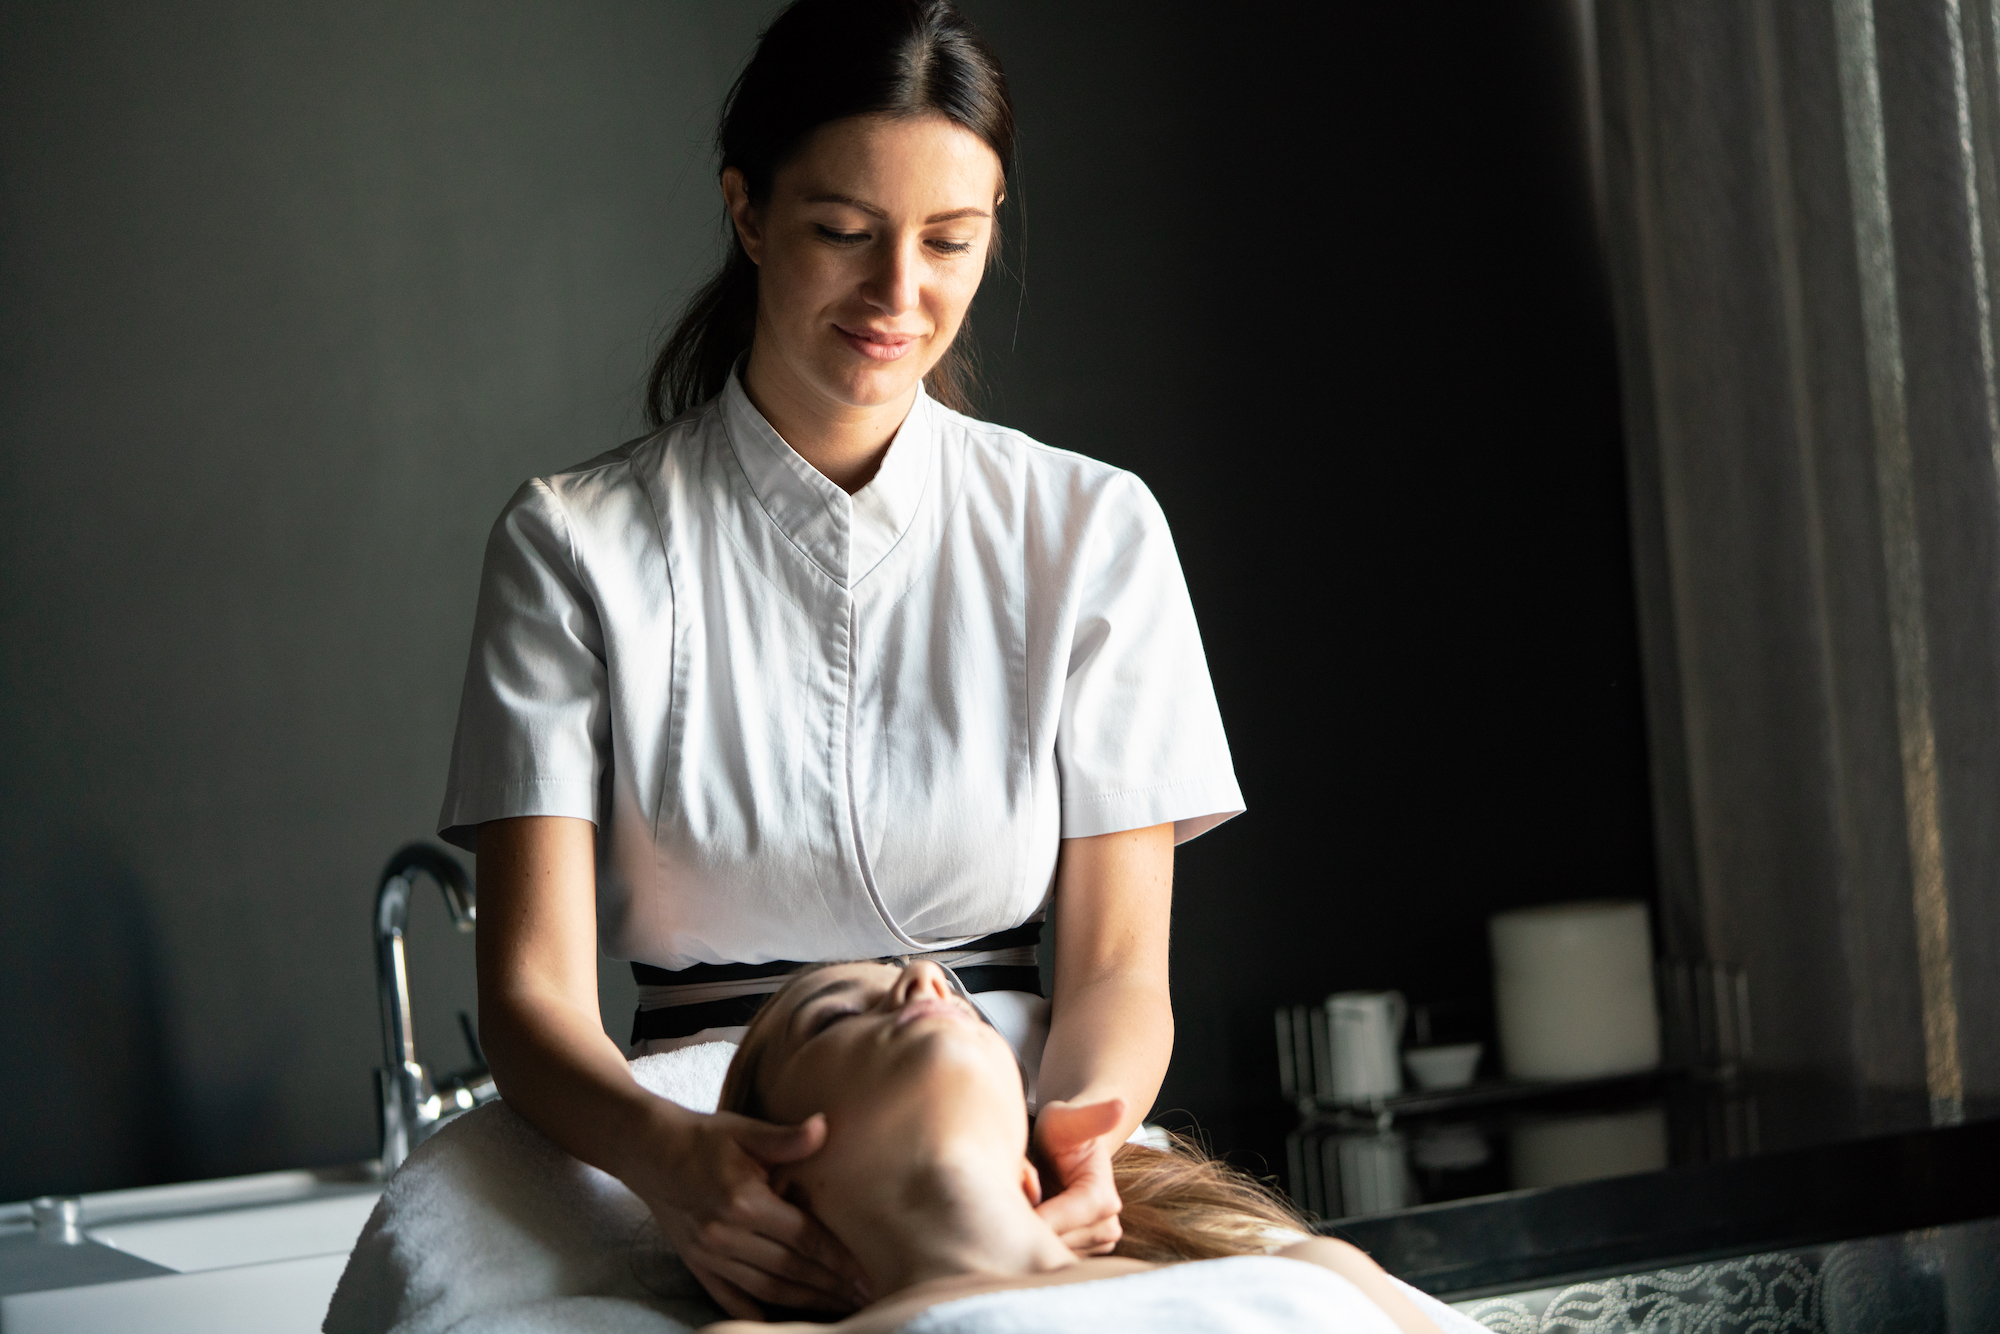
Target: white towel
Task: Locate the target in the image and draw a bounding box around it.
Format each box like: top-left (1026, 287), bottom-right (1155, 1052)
top-left (897, 1255), bottom-right (1400, 1333)
top-left (322, 1044), bottom-right (736, 1334)
top-left (1396, 1278), bottom-right (1508, 1334)
top-left (895, 1259), bottom-right (1494, 1334)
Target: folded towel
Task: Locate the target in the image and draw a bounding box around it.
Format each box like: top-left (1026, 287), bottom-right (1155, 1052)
top-left (322, 1044), bottom-right (736, 1334)
top-left (629, 1040), bottom-right (736, 1114)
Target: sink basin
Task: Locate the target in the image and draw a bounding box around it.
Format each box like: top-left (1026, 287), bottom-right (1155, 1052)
top-left (2, 1252), bottom-right (354, 1334)
top-left (88, 1190), bottom-right (379, 1273)
top-left (0, 1165), bottom-right (381, 1333)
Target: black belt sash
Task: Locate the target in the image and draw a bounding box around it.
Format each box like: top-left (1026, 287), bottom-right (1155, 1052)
top-left (629, 923), bottom-right (1043, 1045)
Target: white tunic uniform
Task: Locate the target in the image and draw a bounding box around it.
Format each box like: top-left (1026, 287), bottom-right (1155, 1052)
top-left (439, 374), bottom-right (1241, 970)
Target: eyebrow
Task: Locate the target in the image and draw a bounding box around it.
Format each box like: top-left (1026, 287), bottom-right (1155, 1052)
top-left (804, 192), bottom-right (991, 224)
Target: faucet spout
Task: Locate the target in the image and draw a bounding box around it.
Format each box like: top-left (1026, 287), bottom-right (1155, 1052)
top-left (375, 843), bottom-right (495, 1174)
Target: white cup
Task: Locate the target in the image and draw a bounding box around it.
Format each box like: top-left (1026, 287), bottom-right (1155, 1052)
top-left (1325, 990), bottom-right (1407, 1104)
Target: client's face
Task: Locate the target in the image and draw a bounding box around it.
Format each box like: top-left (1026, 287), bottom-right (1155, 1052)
top-left (747, 960), bottom-right (1029, 1158)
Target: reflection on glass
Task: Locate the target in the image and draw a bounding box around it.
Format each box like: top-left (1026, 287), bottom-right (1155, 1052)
top-left (1509, 1106), bottom-right (1668, 1190)
top-left (1410, 1124), bottom-right (1490, 1173)
top-left (1329, 1131), bottom-right (1415, 1216)
top-left (1290, 1121), bottom-right (1509, 1221)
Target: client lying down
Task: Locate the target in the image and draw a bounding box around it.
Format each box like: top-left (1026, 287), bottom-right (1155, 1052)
top-left (702, 959), bottom-right (1451, 1334)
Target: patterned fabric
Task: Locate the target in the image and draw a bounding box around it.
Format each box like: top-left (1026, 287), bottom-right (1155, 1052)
top-left (1455, 1255), bottom-right (1822, 1333)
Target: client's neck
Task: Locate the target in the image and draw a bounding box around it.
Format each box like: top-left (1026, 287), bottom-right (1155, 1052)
top-left (815, 1132), bottom-right (1077, 1296)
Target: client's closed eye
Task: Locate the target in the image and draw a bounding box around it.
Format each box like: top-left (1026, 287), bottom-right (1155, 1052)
top-left (811, 1007), bottom-right (860, 1035)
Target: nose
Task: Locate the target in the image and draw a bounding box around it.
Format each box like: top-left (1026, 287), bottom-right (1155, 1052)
top-left (861, 237), bottom-right (921, 316)
top-left (891, 959), bottom-right (956, 1009)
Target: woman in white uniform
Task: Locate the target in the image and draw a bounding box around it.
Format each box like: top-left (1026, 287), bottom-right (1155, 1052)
top-left (440, 0), bottom-right (1240, 1320)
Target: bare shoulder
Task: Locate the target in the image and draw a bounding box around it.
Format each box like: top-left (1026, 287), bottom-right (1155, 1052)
top-left (1273, 1238), bottom-right (1442, 1334)
top-left (1276, 1235), bottom-right (1379, 1271)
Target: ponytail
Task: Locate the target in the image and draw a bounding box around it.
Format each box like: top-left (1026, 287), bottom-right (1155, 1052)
top-left (646, 247), bottom-right (758, 427)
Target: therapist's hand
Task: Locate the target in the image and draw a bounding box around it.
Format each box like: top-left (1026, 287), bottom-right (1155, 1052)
top-left (1031, 1097), bottom-right (1126, 1255)
top-left (639, 1108), bottom-right (866, 1320)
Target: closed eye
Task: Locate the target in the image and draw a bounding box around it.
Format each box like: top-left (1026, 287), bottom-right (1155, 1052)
top-left (815, 224), bottom-right (868, 245)
top-left (811, 1006), bottom-right (861, 1035)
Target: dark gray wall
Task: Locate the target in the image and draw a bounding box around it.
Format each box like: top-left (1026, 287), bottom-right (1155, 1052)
top-left (971, 1), bottom-right (1652, 1159)
top-left (0, 0), bottom-right (763, 1196)
top-left (0, 1), bottom-right (1648, 1198)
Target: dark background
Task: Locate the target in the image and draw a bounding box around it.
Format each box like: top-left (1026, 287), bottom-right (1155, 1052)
top-left (0, 0), bottom-right (1652, 1200)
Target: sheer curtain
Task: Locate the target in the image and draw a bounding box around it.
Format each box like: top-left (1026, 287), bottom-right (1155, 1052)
top-left (1594, 0), bottom-right (2000, 1116)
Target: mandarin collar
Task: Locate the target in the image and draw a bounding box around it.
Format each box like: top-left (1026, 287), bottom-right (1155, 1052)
top-left (721, 372), bottom-right (935, 588)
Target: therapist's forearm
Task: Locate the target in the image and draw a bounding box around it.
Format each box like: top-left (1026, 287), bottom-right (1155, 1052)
top-left (475, 816), bottom-right (694, 1201)
top-left (479, 819), bottom-right (862, 1315)
top-left (1036, 973), bottom-right (1173, 1142)
top-left (1037, 821), bottom-right (1177, 1142)
top-left (480, 981), bottom-right (694, 1193)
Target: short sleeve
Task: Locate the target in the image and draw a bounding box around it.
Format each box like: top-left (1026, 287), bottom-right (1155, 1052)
top-left (436, 480), bottom-right (609, 851)
top-left (1057, 475), bottom-right (1244, 843)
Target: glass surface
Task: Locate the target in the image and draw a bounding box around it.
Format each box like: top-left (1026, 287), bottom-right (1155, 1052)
top-left (1261, 1071), bottom-right (2000, 1222)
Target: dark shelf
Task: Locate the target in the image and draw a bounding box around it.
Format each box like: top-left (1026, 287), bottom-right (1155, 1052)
top-left (1329, 1114), bottom-right (2000, 1296)
top-left (1296, 1067), bottom-right (1681, 1125)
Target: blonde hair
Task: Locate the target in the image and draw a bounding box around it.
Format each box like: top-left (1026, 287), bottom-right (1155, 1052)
top-left (1108, 1133), bottom-right (1310, 1262)
top-left (718, 962), bottom-right (1311, 1262)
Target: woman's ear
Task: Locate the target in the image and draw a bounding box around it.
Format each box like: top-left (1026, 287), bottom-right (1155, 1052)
top-left (721, 166), bottom-right (763, 265)
top-left (1019, 1158), bottom-right (1044, 1207)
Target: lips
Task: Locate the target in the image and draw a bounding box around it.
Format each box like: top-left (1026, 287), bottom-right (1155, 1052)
top-left (894, 994), bottom-right (971, 1028)
top-left (835, 323), bottom-right (919, 362)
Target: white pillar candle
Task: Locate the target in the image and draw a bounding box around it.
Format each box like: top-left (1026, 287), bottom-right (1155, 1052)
top-left (1490, 900), bottom-right (1661, 1079)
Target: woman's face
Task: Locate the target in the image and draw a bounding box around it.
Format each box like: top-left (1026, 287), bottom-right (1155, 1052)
top-left (725, 113), bottom-right (1004, 414)
top-left (745, 960), bottom-right (1028, 1149)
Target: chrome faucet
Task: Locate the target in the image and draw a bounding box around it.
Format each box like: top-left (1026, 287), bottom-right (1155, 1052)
top-left (376, 843), bottom-right (498, 1173)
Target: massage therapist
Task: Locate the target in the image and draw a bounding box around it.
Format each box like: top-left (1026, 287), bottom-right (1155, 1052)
top-left (437, 0), bottom-right (1240, 1319)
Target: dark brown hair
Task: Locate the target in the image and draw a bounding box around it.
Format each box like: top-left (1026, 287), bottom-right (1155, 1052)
top-left (717, 963), bottom-right (1311, 1263)
top-left (645, 0), bottom-right (1015, 427)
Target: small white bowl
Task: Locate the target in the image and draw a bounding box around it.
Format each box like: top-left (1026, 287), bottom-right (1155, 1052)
top-left (1404, 1042), bottom-right (1484, 1090)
